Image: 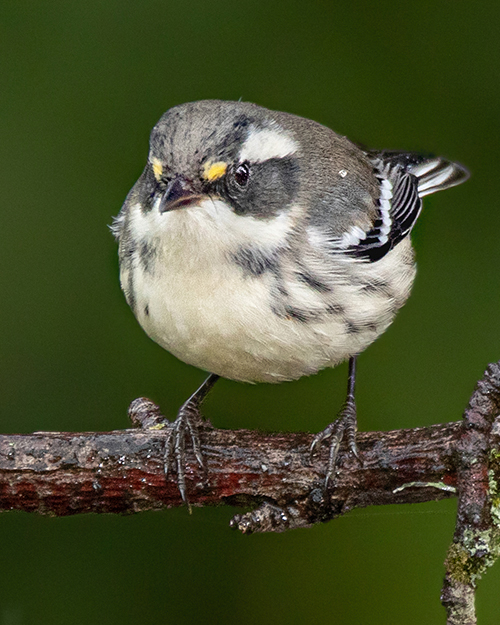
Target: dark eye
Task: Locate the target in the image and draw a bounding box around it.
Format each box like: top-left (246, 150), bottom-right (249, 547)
top-left (233, 162), bottom-right (250, 187)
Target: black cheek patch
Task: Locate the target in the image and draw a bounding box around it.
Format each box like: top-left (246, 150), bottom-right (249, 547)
top-left (228, 156), bottom-right (300, 218)
top-left (251, 157), bottom-right (300, 216)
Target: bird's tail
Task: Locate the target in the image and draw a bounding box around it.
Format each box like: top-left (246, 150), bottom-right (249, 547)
top-left (372, 150), bottom-right (470, 198)
top-left (409, 157), bottom-right (470, 198)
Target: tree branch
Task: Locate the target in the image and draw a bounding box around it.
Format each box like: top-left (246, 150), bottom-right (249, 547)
top-left (0, 412), bottom-right (459, 520)
top-left (1, 362), bottom-right (500, 625)
top-left (441, 362), bottom-right (500, 625)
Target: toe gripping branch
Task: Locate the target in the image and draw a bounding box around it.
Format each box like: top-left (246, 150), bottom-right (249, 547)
top-left (5, 363), bottom-right (500, 623)
top-left (128, 374), bottom-right (220, 505)
top-left (164, 374), bottom-right (219, 503)
top-left (310, 356), bottom-right (361, 486)
top-left (125, 360), bottom-right (500, 624)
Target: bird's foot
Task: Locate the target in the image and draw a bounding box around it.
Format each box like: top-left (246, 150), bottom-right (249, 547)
top-left (309, 396), bottom-right (360, 487)
top-left (164, 399), bottom-right (209, 505)
top-left (163, 373), bottom-right (219, 506)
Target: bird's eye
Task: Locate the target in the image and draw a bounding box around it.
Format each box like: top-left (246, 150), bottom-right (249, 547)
top-left (233, 162), bottom-right (250, 187)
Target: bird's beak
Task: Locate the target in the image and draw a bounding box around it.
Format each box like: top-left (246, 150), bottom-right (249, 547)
top-left (159, 176), bottom-right (204, 213)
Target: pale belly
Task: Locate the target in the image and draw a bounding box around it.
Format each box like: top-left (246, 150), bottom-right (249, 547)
top-left (121, 201), bottom-right (415, 383)
top-left (129, 255), bottom-right (402, 383)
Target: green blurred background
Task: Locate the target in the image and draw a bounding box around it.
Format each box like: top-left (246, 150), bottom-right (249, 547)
top-left (1, 1), bottom-right (499, 623)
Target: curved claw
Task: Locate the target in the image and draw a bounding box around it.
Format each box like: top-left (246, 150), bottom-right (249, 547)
top-left (310, 397), bottom-right (361, 487)
top-left (163, 374), bottom-right (219, 505)
top-left (164, 405), bottom-right (205, 503)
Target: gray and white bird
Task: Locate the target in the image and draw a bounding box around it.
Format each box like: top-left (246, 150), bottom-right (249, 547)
top-left (113, 100), bottom-right (469, 500)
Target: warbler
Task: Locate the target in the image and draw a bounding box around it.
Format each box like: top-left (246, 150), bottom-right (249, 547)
top-left (113, 100), bottom-right (469, 500)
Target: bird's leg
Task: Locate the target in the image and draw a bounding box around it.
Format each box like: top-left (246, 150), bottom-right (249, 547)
top-left (164, 373), bottom-right (219, 503)
top-left (310, 356), bottom-right (360, 487)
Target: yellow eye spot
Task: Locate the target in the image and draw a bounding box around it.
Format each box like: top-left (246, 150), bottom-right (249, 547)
top-left (151, 158), bottom-right (163, 181)
top-left (203, 161), bottom-right (227, 182)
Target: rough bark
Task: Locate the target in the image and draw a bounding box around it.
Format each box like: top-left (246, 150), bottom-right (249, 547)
top-left (0, 416), bottom-right (459, 521)
top-left (1, 361), bottom-right (500, 625)
top-left (441, 363), bottom-right (500, 625)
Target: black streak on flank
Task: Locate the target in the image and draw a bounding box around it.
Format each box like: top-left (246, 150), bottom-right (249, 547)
top-left (284, 306), bottom-right (321, 323)
top-left (231, 246), bottom-right (279, 277)
top-left (139, 241), bottom-right (157, 274)
top-left (273, 272), bottom-right (289, 297)
top-left (144, 305), bottom-right (149, 317)
top-left (326, 303), bottom-right (345, 315)
top-left (126, 273), bottom-right (136, 315)
top-left (359, 279), bottom-right (391, 296)
top-left (346, 320), bottom-right (378, 335)
top-left (345, 321), bottom-right (362, 335)
top-left (296, 271), bottom-right (331, 294)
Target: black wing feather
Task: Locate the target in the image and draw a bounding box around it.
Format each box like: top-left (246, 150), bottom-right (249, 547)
top-left (347, 167), bottom-right (422, 262)
top-left (343, 150), bottom-right (468, 262)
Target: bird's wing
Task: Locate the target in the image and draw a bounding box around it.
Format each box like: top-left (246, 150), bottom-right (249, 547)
top-left (335, 152), bottom-right (469, 262)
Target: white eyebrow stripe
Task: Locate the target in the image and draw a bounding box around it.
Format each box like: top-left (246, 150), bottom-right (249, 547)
top-left (239, 128), bottom-right (298, 163)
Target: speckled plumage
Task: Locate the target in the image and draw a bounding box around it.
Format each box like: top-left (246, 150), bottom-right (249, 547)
top-left (113, 100), bottom-right (468, 384)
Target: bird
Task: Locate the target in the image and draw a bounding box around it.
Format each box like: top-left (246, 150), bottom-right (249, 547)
top-left (112, 99), bottom-right (469, 502)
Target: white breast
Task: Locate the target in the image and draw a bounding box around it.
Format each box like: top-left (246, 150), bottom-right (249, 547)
top-left (123, 199), bottom-right (415, 383)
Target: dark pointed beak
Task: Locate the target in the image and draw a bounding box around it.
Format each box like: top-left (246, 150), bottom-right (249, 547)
top-left (158, 176), bottom-right (204, 213)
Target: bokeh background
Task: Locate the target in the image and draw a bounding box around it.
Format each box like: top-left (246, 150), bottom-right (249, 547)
top-left (1, 2), bottom-right (500, 624)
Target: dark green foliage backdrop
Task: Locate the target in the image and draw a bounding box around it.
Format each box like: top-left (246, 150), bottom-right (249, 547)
top-left (1, 2), bottom-right (499, 623)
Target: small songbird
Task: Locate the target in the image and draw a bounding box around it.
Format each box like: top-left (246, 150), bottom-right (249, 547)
top-left (113, 100), bottom-right (469, 501)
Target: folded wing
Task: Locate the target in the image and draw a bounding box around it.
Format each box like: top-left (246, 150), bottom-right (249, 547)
top-left (338, 152), bottom-right (469, 262)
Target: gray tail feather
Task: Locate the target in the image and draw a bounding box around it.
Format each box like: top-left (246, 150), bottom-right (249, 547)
top-left (371, 150), bottom-right (470, 198)
top-left (408, 157), bottom-right (470, 198)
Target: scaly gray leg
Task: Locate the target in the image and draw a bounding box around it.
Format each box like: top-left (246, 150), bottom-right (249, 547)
top-left (164, 373), bottom-right (219, 503)
top-left (310, 356), bottom-right (360, 486)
